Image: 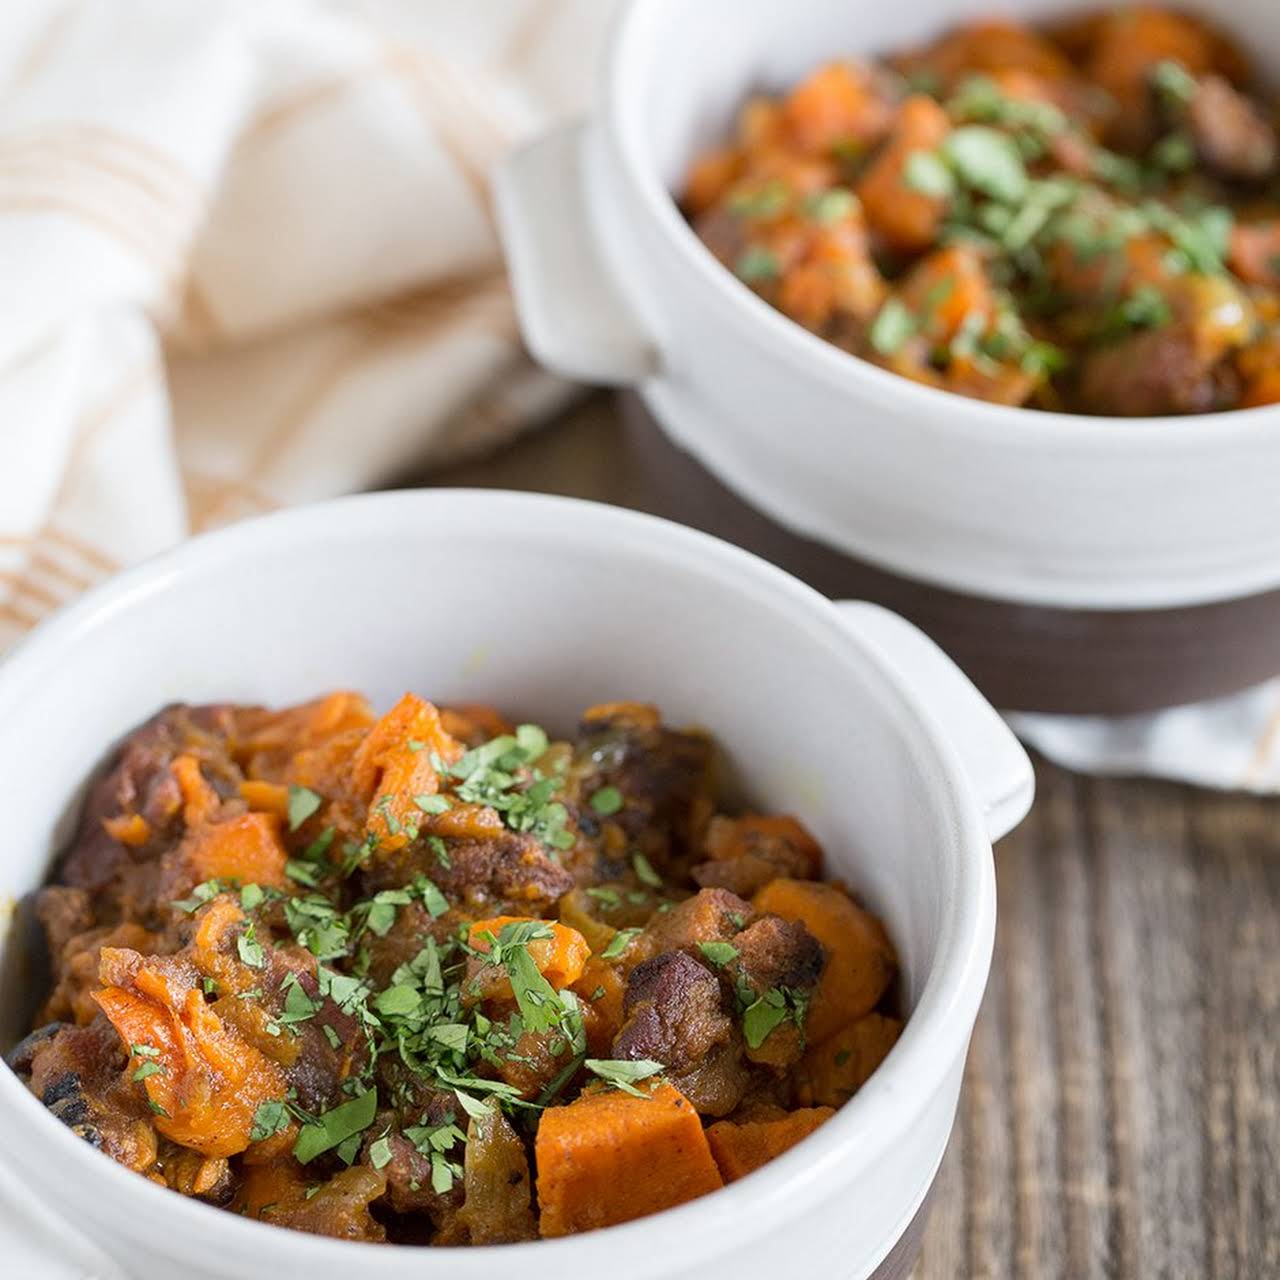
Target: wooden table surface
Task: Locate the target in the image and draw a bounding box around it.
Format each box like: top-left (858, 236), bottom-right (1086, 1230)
top-left (426, 395), bottom-right (1280, 1280)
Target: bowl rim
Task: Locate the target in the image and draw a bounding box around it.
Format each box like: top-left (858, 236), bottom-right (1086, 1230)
top-left (0, 489), bottom-right (995, 1275)
top-left (600, 0), bottom-right (1280, 444)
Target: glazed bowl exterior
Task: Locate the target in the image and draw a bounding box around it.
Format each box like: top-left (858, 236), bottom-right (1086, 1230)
top-left (0, 491), bottom-right (1030, 1280)
top-left (496, 0), bottom-right (1280, 616)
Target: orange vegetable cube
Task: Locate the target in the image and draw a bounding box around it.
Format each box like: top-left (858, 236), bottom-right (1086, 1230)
top-left (184, 812), bottom-right (288, 889)
top-left (468, 916), bottom-right (590, 992)
top-left (706, 1107), bottom-right (834, 1181)
top-left (798, 1012), bottom-right (904, 1107)
top-left (536, 1082), bottom-right (723, 1236)
top-left (752, 879), bottom-right (896, 1044)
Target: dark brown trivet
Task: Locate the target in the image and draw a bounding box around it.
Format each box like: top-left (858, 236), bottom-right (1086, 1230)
top-left (618, 393), bottom-right (1280, 715)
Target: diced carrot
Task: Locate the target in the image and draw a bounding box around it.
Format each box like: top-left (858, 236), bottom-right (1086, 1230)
top-left (898, 244), bottom-right (997, 340)
top-left (1242, 369), bottom-right (1280, 408)
top-left (752, 879), bottom-right (896, 1044)
top-left (684, 146), bottom-right (745, 217)
top-left (896, 19), bottom-right (1075, 89)
top-left (856, 95), bottom-right (951, 254)
top-left (1087, 7), bottom-right (1223, 123)
top-left (1229, 221), bottom-right (1280, 288)
top-left (469, 916), bottom-right (590, 991)
top-left (797, 1012), bottom-right (904, 1107)
top-left (172, 755), bottom-right (221, 827)
top-left (781, 62), bottom-right (894, 155)
top-left (536, 1081), bottom-right (723, 1236)
top-left (580, 701), bottom-right (661, 730)
top-left (706, 1107), bottom-right (834, 1181)
top-left (238, 779), bottom-right (289, 817)
top-left (571, 957), bottom-right (627, 1056)
top-left (184, 812), bottom-right (288, 889)
top-left (419, 801), bottom-right (504, 842)
top-left (351, 693), bottom-right (463, 851)
top-left (95, 967), bottom-right (286, 1158)
top-left (103, 813), bottom-right (151, 847)
top-left (704, 814), bottom-right (824, 878)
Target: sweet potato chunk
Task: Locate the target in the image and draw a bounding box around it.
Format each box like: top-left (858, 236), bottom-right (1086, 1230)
top-left (353, 693), bottom-right (463, 850)
top-left (856, 95), bottom-right (951, 253)
top-left (184, 812), bottom-right (288, 889)
top-left (95, 957), bottom-right (286, 1158)
top-left (468, 916), bottom-right (590, 993)
top-left (752, 879), bottom-right (895, 1044)
top-left (536, 1081), bottom-right (724, 1236)
top-left (706, 1107), bottom-right (834, 1181)
top-left (798, 1012), bottom-right (904, 1107)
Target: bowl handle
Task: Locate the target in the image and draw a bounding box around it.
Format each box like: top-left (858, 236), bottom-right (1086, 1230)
top-left (495, 120), bottom-right (658, 384)
top-left (834, 601), bottom-right (1034, 842)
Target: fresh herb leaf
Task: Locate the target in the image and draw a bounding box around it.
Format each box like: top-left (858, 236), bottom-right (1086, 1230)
top-left (250, 1099), bottom-right (290, 1142)
top-left (601, 927), bottom-right (642, 960)
top-left (287, 785), bottom-right (323, 832)
top-left (632, 852), bottom-right (661, 888)
top-left (868, 299), bottom-right (917, 355)
top-left (583, 1058), bottom-right (664, 1097)
top-left (293, 1089), bottom-right (378, 1164)
top-left (589, 786), bottom-right (624, 816)
top-left (698, 941), bottom-right (739, 969)
top-left (735, 246), bottom-right (781, 282)
top-left (943, 126), bottom-right (1028, 203)
top-left (904, 150), bottom-right (955, 199)
top-left (237, 922), bottom-right (266, 969)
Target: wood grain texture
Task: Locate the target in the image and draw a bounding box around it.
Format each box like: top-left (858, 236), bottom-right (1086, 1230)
top-left (418, 393), bottom-right (1280, 1279)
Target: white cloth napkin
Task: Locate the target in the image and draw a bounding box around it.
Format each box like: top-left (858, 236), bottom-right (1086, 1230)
top-left (1010, 679), bottom-right (1280, 793)
top-left (0, 0), bottom-right (614, 652)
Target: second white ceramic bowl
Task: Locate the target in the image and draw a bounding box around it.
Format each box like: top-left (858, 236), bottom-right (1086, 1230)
top-left (0, 491), bottom-right (1031, 1280)
top-left (497, 0), bottom-right (1280, 614)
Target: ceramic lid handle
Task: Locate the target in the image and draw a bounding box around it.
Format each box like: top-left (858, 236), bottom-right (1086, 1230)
top-left (496, 120), bottom-right (657, 385)
top-left (834, 601), bottom-right (1035, 842)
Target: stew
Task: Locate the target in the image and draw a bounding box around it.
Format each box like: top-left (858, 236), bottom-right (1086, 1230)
top-left (10, 694), bottom-right (902, 1243)
top-left (683, 6), bottom-right (1280, 415)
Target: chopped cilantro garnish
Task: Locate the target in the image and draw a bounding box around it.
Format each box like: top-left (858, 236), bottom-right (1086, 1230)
top-left (239, 883), bottom-right (265, 911)
top-left (236, 922), bottom-right (266, 969)
top-left (172, 879), bottom-right (223, 913)
top-left (632, 851), bottom-right (661, 887)
top-left (293, 1088), bottom-right (378, 1164)
top-left (132, 1061), bottom-right (165, 1082)
top-left (583, 1058), bottom-right (664, 1097)
top-left (904, 150), bottom-right (955, 199)
top-left (698, 941), bottom-right (739, 969)
top-left (414, 793), bottom-right (451, 815)
top-left (601, 927), bottom-right (642, 960)
top-left (287, 785), bottom-right (323, 832)
top-left (735, 246), bottom-right (781, 282)
top-left (742, 989), bottom-right (790, 1049)
top-left (590, 786), bottom-right (624, 816)
top-left (869, 299), bottom-right (917, 355)
top-left (943, 126), bottom-right (1028, 204)
top-left (250, 1099), bottom-right (291, 1142)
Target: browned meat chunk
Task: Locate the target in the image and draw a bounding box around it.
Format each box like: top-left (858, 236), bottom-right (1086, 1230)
top-left (614, 949), bottom-right (733, 1071)
top-left (572, 703), bottom-right (713, 878)
top-left (692, 814), bottom-right (822, 897)
top-left (731, 915), bottom-right (826, 996)
top-left (367, 833), bottom-right (572, 916)
top-left (1188, 74), bottom-right (1277, 181)
top-left (1074, 326), bottom-right (1234, 416)
top-left (637, 887), bottom-right (752, 961)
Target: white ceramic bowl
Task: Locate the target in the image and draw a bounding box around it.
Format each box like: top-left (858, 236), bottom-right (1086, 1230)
top-left (496, 0), bottom-right (1280, 613)
top-left (0, 491), bottom-right (1031, 1280)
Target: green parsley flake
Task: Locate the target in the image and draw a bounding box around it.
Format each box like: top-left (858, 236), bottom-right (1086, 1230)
top-left (601, 927), bottom-right (642, 961)
top-left (904, 150), bottom-right (955, 199)
top-left (943, 126), bottom-right (1028, 204)
top-left (239, 883), bottom-right (265, 911)
top-left (368, 1135), bottom-right (394, 1169)
top-left (287, 785), bottom-right (323, 832)
top-left (632, 852), bottom-right (662, 888)
top-left (698, 941), bottom-right (739, 969)
top-left (803, 188), bottom-right (858, 224)
top-left (583, 1058), bottom-right (664, 1097)
top-left (742, 990), bottom-right (790, 1049)
top-left (589, 786), bottom-right (624, 816)
top-left (868, 299), bottom-right (917, 355)
top-left (293, 1088), bottom-right (378, 1164)
top-left (132, 1061), bottom-right (165, 1083)
top-left (250, 1099), bottom-right (291, 1143)
top-left (735, 246), bottom-right (781, 283)
top-left (414, 793), bottom-right (451, 815)
top-left (236, 923), bottom-right (266, 969)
